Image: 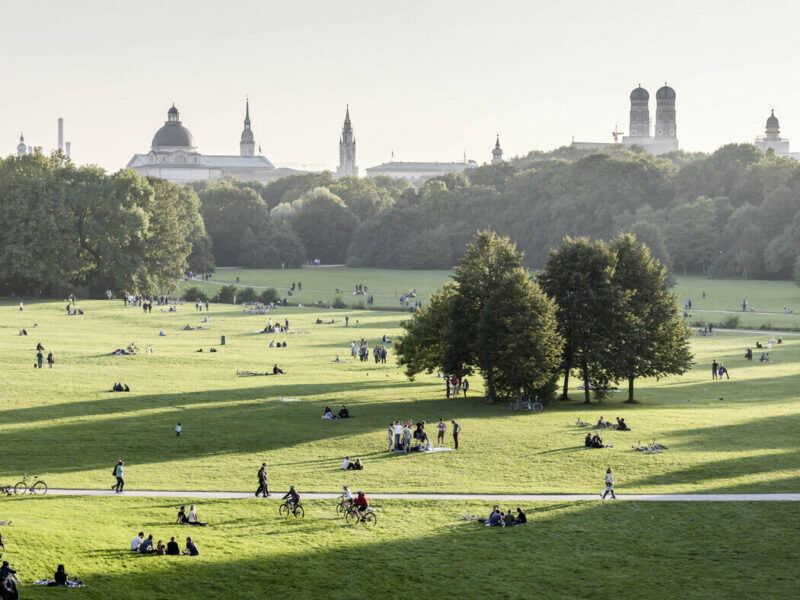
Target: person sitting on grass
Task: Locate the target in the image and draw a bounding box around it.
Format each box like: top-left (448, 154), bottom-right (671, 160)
top-left (272, 364), bottom-right (285, 375)
top-left (515, 508), bottom-right (527, 525)
top-left (596, 416), bottom-right (611, 428)
top-left (155, 540), bottom-right (166, 555)
top-left (585, 433), bottom-right (593, 447)
top-left (323, 406), bottom-right (335, 420)
top-left (353, 458), bottom-right (364, 470)
top-left (503, 510), bottom-right (515, 528)
top-left (177, 506), bottom-right (189, 524)
top-left (166, 537), bottom-right (180, 555)
top-left (139, 534), bottom-right (154, 554)
top-left (47, 564), bottom-right (69, 587)
top-left (615, 417), bottom-right (629, 431)
top-left (482, 507), bottom-right (503, 526)
top-left (591, 434), bottom-right (605, 448)
top-left (187, 504), bottom-right (208, 526)
top-left (131, 532), bottom-right (144, 551)
top-left (183, 537), bottom-right (199, 556)
top-left (342, 456), bottom-right (353, 470)
top-left (338, 405), bottom-right (350, 418)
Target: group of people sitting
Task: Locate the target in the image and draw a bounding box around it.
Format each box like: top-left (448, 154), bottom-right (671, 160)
top-left (593, 416), bottom-right (629, 430)
top-left (585, 433), bottom-right (611, 448)
top-left (176, 505), bottom-right (208, 526)
top-left (130, 532), bottom-right (199, 556)
top-left (268, 340), bottom-right (287, 348)
top-left (341, 456), bottom-right (364, 470)
top-left (323, 405), bottom-right (350, 419)
top-left (478, 506), bottom-right (526, 527)
top-left (110, 383), bottom-right (131, 392)
top-left (745, 348), bottom-right (773, 362)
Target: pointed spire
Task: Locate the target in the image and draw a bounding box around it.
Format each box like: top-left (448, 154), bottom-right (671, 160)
top-left (495, 134), bottom-right (501, 149)
top-left (345, 104), bottom-right (350, 123)
top-left (19, 132), bottom-right (24, 142)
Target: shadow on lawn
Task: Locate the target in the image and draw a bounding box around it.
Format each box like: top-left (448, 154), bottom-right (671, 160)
top-left (36, 499), bottom-right (799, 600)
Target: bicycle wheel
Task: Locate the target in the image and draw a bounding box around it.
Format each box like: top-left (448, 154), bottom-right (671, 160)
top-left (13, 482), bottom-right (27, 495)
top-left (532, 402), bottom-right (543, 414)
top-left (32, 481), bottom-right (47, 495)
top-left (344, 508), bottom-right (356, 523)
top-left (336, 502), bottom-right (344, 516)
top-left (279, 503), bottom-right (289, 517)
top-left (363, 512), bottom-right (377, 527)
top-left (293, 505), bottom-right (304, 518)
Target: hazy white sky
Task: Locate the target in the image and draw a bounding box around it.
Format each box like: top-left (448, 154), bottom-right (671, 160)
top-left (2, 0), bottom-right (798, 172)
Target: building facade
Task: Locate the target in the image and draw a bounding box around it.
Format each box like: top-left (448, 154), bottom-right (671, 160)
top-left (365, 160), bottom-right (477, 182)
top-left (126, 103), bottom-right (287, 185)
top-left (336, 106), bottom-right (357, 177)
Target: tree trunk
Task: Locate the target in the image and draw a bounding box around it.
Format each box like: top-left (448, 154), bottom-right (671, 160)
top-left (561, 367), bottom-right (570, 400)
top-left (582, 359), bottom-right (591, 404)
top-left (624, 375), bottom-right (637, 403)
top-left (486, 370), bottom-right (495, 404)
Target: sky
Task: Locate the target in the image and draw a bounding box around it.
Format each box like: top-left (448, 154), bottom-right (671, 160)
top-left (2, 0), bottom-right (798, 173)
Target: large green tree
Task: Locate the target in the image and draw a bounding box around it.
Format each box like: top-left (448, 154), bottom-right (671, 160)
top-left (607, 234), bottom-right (693, 402)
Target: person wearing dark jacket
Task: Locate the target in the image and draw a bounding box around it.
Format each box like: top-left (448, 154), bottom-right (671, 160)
top-left (166, 537), bottom-right (180, 555)
top-left (256, 463), bottom-right (270, 497)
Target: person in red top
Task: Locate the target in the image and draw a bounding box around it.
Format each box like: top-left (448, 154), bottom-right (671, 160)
top-left (354, 490), bottom-right (369, 520)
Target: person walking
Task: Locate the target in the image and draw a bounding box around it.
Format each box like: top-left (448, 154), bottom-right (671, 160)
top-left (461, 378), bottom-right (469, 398)
top-left (451, 420), bottom-right (461, 450)
top-left (36, 350), bottom-right (43, 369)
top-left (112, 460), bottom-right (125, 493)
top-left (256, 463), bottom-right (270, 497)
top-left (601, 467), bottom-right (616, 500)
top-left (175, 422), bottom-right (182, 437)
top-left (711, 359), bottom-right (719, 380)
top-left (47, 350), bottom-right (54, 368)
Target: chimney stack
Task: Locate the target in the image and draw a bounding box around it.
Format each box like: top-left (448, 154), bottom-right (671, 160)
top-left (58, 118), bottom-right (64, 151)
top-left (65, 142), bottom-right (71, 158)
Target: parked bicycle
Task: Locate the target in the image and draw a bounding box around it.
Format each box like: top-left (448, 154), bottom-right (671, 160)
top-left (279, 501), bottom-right (304, 518)
top-left (13, 474), bottom-right (47, 495)
top-left (509, 396), bottom-right (543, 413)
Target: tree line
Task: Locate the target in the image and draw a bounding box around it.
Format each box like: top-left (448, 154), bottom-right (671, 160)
top-left (396, 231), bottom-right (693, 404)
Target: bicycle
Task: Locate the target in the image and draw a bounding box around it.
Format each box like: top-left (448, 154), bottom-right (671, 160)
top-left (335, 496), bottom-right (352, 517)
top-left (345, 505), bottom-right (377, 527)
top-left (279, 501), bottom-right (304, 518)
top-left (509, 396), bottom-right (543, 414)
top-left (14, 474), bottom-right (47, 495)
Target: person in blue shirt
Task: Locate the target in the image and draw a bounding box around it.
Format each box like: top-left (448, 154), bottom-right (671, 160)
top-left (184, 537), bottom-right (199, 556)
top-left (282, 485), bottom-right (300, 509)
top-left (139, 534), bottom-right (154, 553)
top-left (112, 460), bottom-right (124, 493)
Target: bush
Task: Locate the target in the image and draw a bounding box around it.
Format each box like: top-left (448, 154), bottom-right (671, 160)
top-left (721, 316), bottom-right (740, 329)
top-left (237, 287), bottom-right (258, 303)
top-left (333, 296), bottom-right (347, 309)
top-left (182, 286), bottom-right (208, 302)
top-left (259, 288), bottom-right (280, 304)
top-left (217, 284), bottom-right (238, 303)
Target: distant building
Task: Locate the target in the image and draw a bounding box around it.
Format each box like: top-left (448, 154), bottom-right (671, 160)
top-left (336, 106), bottom-right (357, 177)
top-left (492, 135), bottom-right (503, 164)
top-left (365, 160), bottom-right (477, 182)
top-left (755, 110), bottom-right (791, 155)
top-left (16, 133), bottom-right (26, 157)
top-left (574, 84), bottom-right (679, 155)
top-left (126, 102), bottom-right (297, 185)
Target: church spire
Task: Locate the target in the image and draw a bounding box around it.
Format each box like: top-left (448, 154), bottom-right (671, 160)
top-left (492, 134), bottom-right (503, 164)
top-left (337, 105), bottom-right (357, 177)
top-left (239, 97), bottom-right (255, 157)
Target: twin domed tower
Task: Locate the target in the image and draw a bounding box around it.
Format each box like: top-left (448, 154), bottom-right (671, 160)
top-left (622, 84), bottom-right (678, 154)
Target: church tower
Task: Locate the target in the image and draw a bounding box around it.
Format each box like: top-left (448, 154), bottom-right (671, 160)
top-left (17, 133), bottom-right (26, 157)
top-left (337, 106), bottom-right (357, 177)
top-left (765, 109), bottom-right (780, 140)
top-left (492, 134), bottom-right (503, 164)
top-left (240, 99), bottom-right (255, 157)
top-left (653, 83), bottom-right (678, 152)
top-left (628, 85), bottom-right (651, 140)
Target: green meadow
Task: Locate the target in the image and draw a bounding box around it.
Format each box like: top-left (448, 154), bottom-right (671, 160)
top-left (1, 268), bottom-right (799, 598)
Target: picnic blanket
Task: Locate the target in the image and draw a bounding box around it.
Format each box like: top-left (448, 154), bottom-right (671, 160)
top-left (34, 580), bottom-right (84, 587)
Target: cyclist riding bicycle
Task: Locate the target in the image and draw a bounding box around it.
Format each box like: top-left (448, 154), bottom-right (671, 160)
top-left (339, 484), bottom-right (354, 509)
top-left (282, 485), bottom-right (300, 510)
top-left (353, 489), bottom-right (369, 520)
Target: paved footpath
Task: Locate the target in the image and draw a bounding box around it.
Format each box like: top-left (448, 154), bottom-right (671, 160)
top-left (46, 489), bottom-right (800, 501)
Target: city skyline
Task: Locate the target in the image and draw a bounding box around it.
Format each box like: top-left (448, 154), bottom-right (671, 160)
top-left (2, 0), bottom-right (798, 172)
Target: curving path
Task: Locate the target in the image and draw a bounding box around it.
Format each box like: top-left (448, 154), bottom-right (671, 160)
top-left (43, 489), bottom-right (800, 501)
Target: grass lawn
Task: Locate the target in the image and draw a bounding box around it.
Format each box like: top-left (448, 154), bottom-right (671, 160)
top-left (1, 294), bottom-right (799, 494)
top-left (1, 496), bottom-right (797, 599)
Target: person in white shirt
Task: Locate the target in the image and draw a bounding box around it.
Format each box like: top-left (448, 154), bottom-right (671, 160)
top-left (342, 456), bottom-right (352, 470)
top-left (175, 422), bottom-right (182, 437)
top-left (339, 484), bottom-right (354, 509)
top-left (601, 467), bottom-right (616, 500)
top-left (392, 421), bottom-right (402, 450)
top-left (187, 504), bottom-right (208, 526)
top-left (131, 532), bottom-right (143, 551)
